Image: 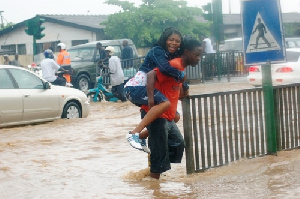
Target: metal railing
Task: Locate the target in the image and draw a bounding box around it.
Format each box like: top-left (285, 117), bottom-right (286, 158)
top-left (199, 50), bottom-right (246, 81)
top-left (100, 56), bottom-right (144, 86)
top-left (182, 83), bottom-right (300, 174)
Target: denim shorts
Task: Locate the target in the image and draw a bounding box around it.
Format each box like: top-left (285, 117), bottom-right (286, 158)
top-left (124, 86), bottom-right (168, 107)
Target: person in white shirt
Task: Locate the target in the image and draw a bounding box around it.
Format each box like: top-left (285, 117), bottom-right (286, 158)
top-left (41, 49), bottom-right (66, 86)
top-left (200, 35), bottom-right (216, 80)
top-left (104, 46), bottom-right (127, 102)
top-left (201, 36), bottom-right (215, 54)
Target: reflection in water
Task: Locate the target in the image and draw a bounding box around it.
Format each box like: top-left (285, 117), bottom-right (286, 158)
top-left (1, 82), bottom-right (300, 198)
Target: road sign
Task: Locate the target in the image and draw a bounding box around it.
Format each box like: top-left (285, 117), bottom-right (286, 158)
top-left (241, 0), bottom-right (285, 65)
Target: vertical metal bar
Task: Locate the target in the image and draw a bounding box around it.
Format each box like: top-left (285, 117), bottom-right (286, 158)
top-left (258, 91), bottom-right (265, 154)
top-left (274, 87), bottom-right (281, 151)
top-left (192, 98), bottom-right (200, 170)
top-left (226, 94), bottom-right (234, 161)
top-left (288, 87), bottom-right (294, 148)
top-left (253, 91), bottom-right (260, 156)
top-left (279, 88), bottom-right (285, 149)
top-left (198, 98), bottom-right (206, 170)
top-left (204, 97), bottom-right (211, 168)
top-left (291, 86), bottom-right (297, 147)
top-left (244, 92), bottom-right (250, 158)
top-left (181, 98), bottom-right (195, 174)
top-left (210, 97), bottom-right (217, 167)
top-left (248, 92), bottom-right (255, 157)
top-left (297, 86), bottom-right (300, 147)
top-left (221, 95), bottom-right (229, 164)
top-left (296, 86), bottom-right (300, 147)
top-left (283, 88), bottom-right (289, 149)
top-left (238, 93), bottom-right (245, 158)
top-left (232, 93), bottom-right (239, 160)
top-left (216, 95), bottom-right (223, 165)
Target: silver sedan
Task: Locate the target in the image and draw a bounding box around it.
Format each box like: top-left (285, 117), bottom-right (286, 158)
top-left (247, 48), bottom-right (300, 86)
top-left (0, 65), bottom-right (90, 128)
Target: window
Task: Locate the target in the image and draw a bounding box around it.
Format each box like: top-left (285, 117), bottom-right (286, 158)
top-left (1, 45), bottom-right (16, 53)
top-left (72, 40), bottom-right (88, 47)
top-left (17, 44), bottom-right (26, 55)
top-left (9, 69), bottom-right (44, 89)
top-left (69, 47), bottom-right (95, 61)
top-left (0, 69), bottom-right (14, 89)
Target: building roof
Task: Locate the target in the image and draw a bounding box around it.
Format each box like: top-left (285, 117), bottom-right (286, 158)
top-left (0, 14), bottom-right (108, 36)
top-left (38, 14), bottom-right (108, 29)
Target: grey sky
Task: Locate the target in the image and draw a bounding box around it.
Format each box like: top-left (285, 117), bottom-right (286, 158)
top-left (1, 0), bottom-right (299, 24)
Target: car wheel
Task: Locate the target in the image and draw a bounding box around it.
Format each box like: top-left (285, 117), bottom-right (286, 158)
top-left (62, 101), bottom-right (82, 119)
top-left (87, 92), bottom-right (103, 102)
top-left (76, 74), bottom-right (90, 92)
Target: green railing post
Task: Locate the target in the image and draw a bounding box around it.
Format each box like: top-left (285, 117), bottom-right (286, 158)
top-left (181, 98), bottom-right (195, 174)
top-left (217, 50), bottom-right (221, 81)
top-left (262, 64), bottom-right (277, 154)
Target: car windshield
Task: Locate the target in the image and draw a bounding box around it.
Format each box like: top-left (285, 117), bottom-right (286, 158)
top-left (69, 47), bottom-right (95, 62)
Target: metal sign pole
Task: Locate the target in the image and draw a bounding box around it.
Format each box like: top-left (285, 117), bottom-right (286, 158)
top-left (261, 63), bottom-right (277, 154)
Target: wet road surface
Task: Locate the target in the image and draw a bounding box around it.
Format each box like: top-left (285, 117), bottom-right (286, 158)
top-left (1, 81), bottom-right (300, 198)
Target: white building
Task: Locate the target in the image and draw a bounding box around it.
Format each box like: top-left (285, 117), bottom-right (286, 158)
top-left (0, 14), bottom-right (108, 56)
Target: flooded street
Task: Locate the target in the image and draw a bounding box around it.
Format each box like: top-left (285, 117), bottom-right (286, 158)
top-left (1, 80), bottom-right (300, 198)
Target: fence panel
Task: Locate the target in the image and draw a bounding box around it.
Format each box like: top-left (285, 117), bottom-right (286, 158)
top-left (182, 84), bottom-right (300, 173)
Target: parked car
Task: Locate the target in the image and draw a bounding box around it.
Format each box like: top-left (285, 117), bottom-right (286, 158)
top-left (247, 48), bottom-right (300, 86)
top-left (0, 65), bottom-right (90, 128)
top-left (68, 39), bottom-right (141, 92)
top-left (219, 37), bottom-right (300, 51)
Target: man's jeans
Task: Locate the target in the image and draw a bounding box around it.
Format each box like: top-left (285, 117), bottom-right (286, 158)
top-left (147, 118), bottom-right (185, 174)
top-left (111, 84), bottom-right (127, 102)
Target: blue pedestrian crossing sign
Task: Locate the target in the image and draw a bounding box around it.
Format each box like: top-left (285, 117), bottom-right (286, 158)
top-left (241, 0), bottom-right (286, 65)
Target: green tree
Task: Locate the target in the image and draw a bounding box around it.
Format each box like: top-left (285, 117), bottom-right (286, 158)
top-left (102, 0), bottom-right (210, 47)
top-left (283, 23), bottom-right (300, 37)
top-left (0, 22), bottom-right (14, 31)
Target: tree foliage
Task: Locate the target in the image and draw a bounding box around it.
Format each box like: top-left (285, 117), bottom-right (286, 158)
top-left (0, 22), bottom-right (14, 31)
top-left (102, 0), bottom-right (210, 47)
top-left (283, 23), bottom-right (300, 37)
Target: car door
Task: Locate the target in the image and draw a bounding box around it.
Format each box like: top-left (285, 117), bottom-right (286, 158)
top-left (8, 68), bottom-right (60, 122)
top-left (0, 68), bottom-right (23, 125)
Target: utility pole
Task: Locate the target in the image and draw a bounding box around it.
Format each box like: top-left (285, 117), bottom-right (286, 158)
top-left (0, 11), bottom-right (4, 29)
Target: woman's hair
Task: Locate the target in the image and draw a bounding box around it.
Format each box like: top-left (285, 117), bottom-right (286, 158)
top-left (154, 27), bottom-right (183, 54)
top-left (182, 36), bottom-right (201, 51)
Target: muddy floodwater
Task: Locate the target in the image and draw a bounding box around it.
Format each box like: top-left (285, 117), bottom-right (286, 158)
top-left (1, 81), bottom-right (300, 198)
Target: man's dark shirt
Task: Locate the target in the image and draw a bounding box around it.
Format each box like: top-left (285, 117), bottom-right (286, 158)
top-left (98, 49), bottom-right (106, 61)
top-left (122, 46), bottom-right (133, 60)
top-left (122, 45), bottom-right (133, 68)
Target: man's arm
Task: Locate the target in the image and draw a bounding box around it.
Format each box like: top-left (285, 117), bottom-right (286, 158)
top-left (151, 46), bottom-right (184, 81)
top-left (147, 70), bottom-right (157, 109)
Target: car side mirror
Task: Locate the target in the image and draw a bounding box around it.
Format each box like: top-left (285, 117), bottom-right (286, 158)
top-left (44, 82), bottom-right (51, 89)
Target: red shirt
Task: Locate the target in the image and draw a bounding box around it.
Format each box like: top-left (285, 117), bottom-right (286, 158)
top-left (141, 58), bottom-right (183, 121)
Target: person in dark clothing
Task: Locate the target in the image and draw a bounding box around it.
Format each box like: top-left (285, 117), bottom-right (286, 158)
top-left (95, 42), bottom-right (107, 66)
top-left (121, 40), bottom-right (133, 69)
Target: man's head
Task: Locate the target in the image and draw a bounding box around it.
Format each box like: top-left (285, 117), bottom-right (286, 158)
top-left (105, 46), bottom-right (115, 56)
top-left (15, 54), bottom-right (19, 60)
top-left (3, 55), bottom-right (9, 60)
top-left (44, 49), bottom-right (54, 59)
top-left (182, 38), bottom-right (202, 67)
top-left (96, 42), bottom-right (103, 49)
top-left (122, 40), bottom-right (128, 47)
top-left (200, 35), bottom-right (206, 41)
top-left (57, 43), bottom-right (66, 51)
